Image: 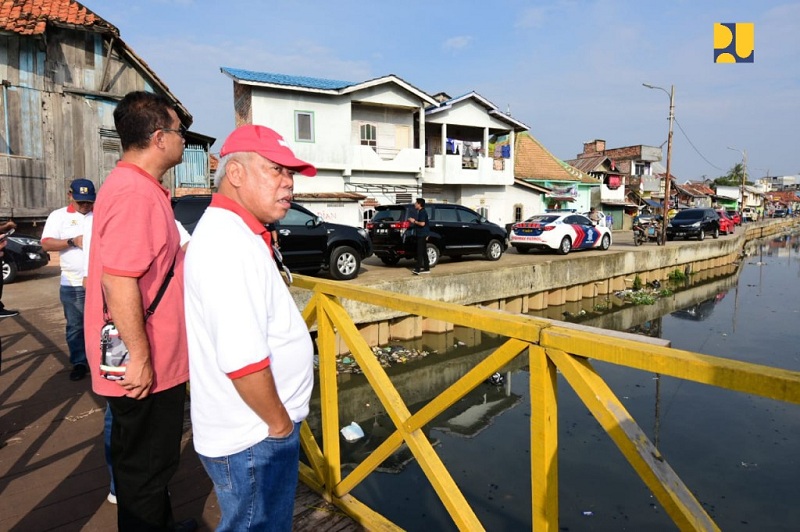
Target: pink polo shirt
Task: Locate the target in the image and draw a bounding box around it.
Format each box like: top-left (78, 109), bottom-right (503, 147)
top-left (84, 162), bottom-right (188, 397)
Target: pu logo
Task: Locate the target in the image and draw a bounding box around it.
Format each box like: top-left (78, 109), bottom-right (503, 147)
top-left (714, 23), bottom-right (754, 63)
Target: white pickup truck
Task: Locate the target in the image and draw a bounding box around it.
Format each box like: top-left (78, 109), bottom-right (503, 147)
top-left (742, 207), bottom-right (758, 222)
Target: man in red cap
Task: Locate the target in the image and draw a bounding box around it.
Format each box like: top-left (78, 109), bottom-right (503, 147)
top-left (184, 125), bottom-right (316, 531)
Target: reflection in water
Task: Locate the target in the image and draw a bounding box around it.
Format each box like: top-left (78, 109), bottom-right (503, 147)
top-left (670, 292), bottom-right (726, 321)
top-left (313, 229), bottom-right (800, 531)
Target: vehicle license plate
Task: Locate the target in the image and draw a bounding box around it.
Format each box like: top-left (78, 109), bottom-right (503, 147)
top-left (377, 229), bottom-right (388, 234)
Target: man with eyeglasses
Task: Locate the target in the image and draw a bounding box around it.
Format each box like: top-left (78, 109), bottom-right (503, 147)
top-left (41, 178), bottom-right (96, 381)
top-left (84, 91), bottom-right (196, 531)
top-left (184, 124), bottom-right (316, 531)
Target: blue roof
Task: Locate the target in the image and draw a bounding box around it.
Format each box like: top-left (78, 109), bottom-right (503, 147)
top-left (644, 199), bottom-right (663, 208)
top-left (220, 67), bottom-right (354, 90)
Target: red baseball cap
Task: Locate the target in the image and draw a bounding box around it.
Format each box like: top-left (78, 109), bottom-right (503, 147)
top-left (219, 124), bottom-right (317, 177)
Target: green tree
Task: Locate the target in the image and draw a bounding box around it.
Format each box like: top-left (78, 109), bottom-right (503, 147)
top-left (714, 163), bottom-right (749, 186)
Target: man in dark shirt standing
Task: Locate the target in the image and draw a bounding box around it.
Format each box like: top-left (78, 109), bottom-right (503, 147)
top-left (407, 198), bottom-right (430, 275)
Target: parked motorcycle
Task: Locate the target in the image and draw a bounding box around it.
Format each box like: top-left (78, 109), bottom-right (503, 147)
top-left (633, 217), bottom-right (664, 246)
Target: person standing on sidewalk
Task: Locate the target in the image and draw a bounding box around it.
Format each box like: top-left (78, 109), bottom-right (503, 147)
top-left (41, 179), bottom-right (95, 381)
top-left (184, 125), bottom-right (316, 530)
top-left (407, 198), bottom-right (430, 275)
top-left (0, 219), bottom-right (18, 318)
top-left (84, 91), bottom-right (195, 531)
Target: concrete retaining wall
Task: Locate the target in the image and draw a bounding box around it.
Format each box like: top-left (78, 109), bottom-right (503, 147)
top-left (293, 219), bottom-right (796, 347)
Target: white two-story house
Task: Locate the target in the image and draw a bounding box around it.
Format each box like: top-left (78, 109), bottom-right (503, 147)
top-left (221, 67), bottom-right (438, 226)
top-left (220, 68), bottom-right (529, 228)
top-left (422, 92), bottom-right (528, 225)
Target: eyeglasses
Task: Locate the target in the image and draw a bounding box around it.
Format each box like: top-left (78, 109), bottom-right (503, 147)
top-left (272, 244), bottom-right (293, 286)
top-left (154, 124), bottom-right (187, 138)
top-left (270, 165), bottom-right (296, 178)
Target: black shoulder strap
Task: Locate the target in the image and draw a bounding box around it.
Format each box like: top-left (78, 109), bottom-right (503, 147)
top-left (102, 254), bottom-right (177, 322)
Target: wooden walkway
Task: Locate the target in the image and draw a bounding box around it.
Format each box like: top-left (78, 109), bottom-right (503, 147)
top-left (0, 264), bottom-right (363, 531)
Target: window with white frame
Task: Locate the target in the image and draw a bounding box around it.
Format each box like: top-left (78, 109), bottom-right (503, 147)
top-left (362, 208), bottom-right (375, 228)
top-left (360, 123), bottom-right (377, 146)
top-left (295, 111), bottom-right (314, 142)
top-left (514, 204), bottom-right (523, 222)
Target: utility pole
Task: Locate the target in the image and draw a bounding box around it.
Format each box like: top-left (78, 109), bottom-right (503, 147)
top-left (741, 149), bottom-right (747, 215)
top-left (643, 83), bottom-right (675, 246)
top-left (728, 146), bottom-right (747, 215)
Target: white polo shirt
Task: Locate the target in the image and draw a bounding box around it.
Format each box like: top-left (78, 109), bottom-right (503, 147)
top-left (184, 194), bottom-right (314, 458)
top-left (41, 205), bottom-right (89, 287)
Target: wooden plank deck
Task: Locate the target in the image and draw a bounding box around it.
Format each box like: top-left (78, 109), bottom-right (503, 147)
top-left (0, 264), bottom-right (363, 531)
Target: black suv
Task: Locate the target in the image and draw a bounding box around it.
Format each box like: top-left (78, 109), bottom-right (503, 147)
top-left (366, 203), bottom-right (507, 267)
top-left (2, 233), bottom-right (49, 283)
top-left (172, 195), bottom-right (372, 280)
top-left (666, 208), bottom-right (720, 241)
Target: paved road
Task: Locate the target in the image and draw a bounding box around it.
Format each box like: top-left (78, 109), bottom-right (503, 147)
top-left (352, 224), bottom-right (740, 284)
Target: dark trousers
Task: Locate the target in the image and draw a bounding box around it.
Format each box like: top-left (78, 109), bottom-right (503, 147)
top-left (109, 383), bottom-right (187, 531)
top-left (0, 260), bottom-right (5, 309)
top-left (415, 235), bottom-right (429, 271)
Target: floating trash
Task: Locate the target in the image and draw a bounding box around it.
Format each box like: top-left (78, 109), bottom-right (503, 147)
top-left (340, 421), bottom-right (364, 442)
top-left (487, 372), bottom-right (504, 386)
top-left (334, 345), bottom-right (432, 374)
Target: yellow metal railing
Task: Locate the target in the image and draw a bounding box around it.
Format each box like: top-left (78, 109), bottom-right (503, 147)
top-left (293, 275), bottom-right (800, 531)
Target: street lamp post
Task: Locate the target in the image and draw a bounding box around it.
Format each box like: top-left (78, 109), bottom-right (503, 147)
top-left (727, 146), bottom-right (747, 216)
top-left (643, 83), bottom-right (675, 246)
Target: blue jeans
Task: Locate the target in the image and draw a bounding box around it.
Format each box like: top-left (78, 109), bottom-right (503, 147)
top-left (59, 285), bottom-right (87, 367)
top-left (104, 403), bottom-right (116, 496)
top-left (199, 423), bottom-right (301, 532)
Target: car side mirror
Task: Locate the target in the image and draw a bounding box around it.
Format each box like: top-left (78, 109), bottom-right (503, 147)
top-left (313, 216), bottom-right (324, 227)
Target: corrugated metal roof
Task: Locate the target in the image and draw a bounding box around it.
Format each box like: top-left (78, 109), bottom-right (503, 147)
top-left (221, 67), bottom-right (354, 90)
top-left (0, 0), bottom-right (117, 35)
top-left (565, 154), bottom-right (608, 173)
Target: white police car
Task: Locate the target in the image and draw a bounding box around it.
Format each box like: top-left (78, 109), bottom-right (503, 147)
top-left (510, 212), bottom-right (612, 255)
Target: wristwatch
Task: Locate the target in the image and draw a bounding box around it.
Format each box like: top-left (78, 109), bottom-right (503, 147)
top-left (67, 238), bottom-right (75, 248)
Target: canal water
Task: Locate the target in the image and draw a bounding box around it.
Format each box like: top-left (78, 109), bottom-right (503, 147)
top-left (305, 230), bottom-right (800, 531)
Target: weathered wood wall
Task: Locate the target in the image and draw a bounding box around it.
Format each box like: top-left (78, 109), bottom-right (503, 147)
top-left (0, 28), bottom-right (179, 221)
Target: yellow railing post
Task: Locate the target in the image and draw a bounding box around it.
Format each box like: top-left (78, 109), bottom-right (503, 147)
top-left (529, 345), bottom-right (559, 531)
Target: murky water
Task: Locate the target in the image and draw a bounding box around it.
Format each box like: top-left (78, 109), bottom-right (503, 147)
top-left (307, 231), bottom-right (800, 531)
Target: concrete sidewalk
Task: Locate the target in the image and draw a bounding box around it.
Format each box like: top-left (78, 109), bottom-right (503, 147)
top-left (0, 264), bottom-right (358, 531)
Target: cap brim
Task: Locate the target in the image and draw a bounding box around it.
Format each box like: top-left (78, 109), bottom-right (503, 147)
top-left (72, 195), bottom-right (96, 202)
top-left (269, 153), bottom-right (317, 177)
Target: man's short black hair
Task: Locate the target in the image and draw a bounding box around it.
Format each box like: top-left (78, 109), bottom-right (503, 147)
top-left (415, 198), bottom-right (425, 207)
top-left (114, 91), bottom-right (176, 151)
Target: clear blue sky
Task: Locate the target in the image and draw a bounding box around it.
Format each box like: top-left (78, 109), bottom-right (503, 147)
top-left (97, 0), bottom-right (799, 181)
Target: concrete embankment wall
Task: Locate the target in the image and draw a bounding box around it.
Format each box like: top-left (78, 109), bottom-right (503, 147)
top-left (293, 219), bottom-right (796, 347)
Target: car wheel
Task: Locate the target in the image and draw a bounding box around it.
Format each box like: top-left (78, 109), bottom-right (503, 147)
top-left (600, 233), bottom-right (611, 250)
top-left (380, 256), bottom-right (400, 266)
top-left (2, 260), bottom-right (18, 284)
top-left (330, 246), bottom-right (360, 280)
top-left (698, 230), bottom-right (705, 241)
top-left (667, 235), bottom-right (674, 241)
top-left (514, 246), bottom-right (530, 254)
top-left (485, 239), bottom-right (503, 261)
top-left (426, 243), bottom-right (440, 268)
top-left (557, 236), bottom-right (572, 255)
top-left (712, 227), bottom-right (719, 239)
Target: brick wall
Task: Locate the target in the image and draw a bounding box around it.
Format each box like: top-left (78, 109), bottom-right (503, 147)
top-left (233, 83), bottom-right (252, 127)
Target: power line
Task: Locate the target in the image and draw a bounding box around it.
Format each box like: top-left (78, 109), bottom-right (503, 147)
top-left (673, 117), bottom-right (726, 172)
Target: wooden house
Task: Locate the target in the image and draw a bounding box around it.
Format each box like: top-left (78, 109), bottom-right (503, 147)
top-left (0, 0), bottom-right (212, 222)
